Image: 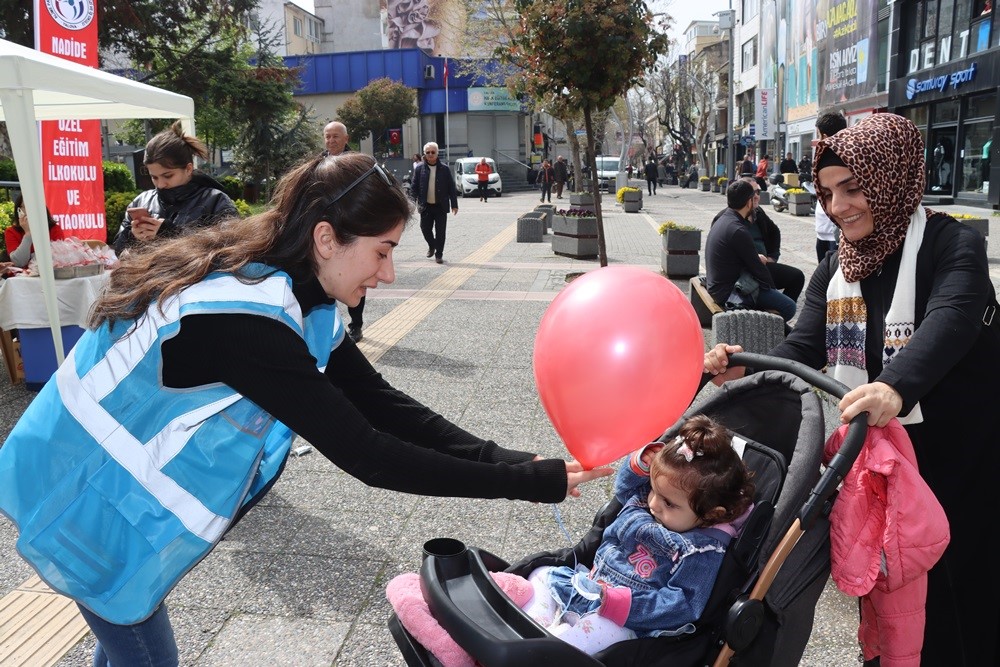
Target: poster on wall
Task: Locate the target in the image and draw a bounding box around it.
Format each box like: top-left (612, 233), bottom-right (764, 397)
top-left (384, 0), bottom-right (476, 57)
top-left (34, 0), bottom-right (107, 241)
top-left (817, 0), bottom-right (880, 108)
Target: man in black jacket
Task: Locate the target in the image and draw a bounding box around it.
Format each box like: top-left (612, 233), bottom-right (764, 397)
top-left (706, 180), bottom-right (797, 323)
top-left (412, 141), bottom-right (459, 264)
top-left (778, 152), bottom-right (797, 174)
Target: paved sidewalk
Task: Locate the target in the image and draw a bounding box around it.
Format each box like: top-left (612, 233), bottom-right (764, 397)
top-left (0, 183), bottom-right (995, 666)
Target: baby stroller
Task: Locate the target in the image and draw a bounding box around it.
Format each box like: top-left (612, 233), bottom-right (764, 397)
top-left (388, 354), bottom-right (867, 667)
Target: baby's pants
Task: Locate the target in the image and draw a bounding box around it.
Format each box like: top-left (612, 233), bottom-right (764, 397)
top-left (523, 566), bottom-right (636, 655)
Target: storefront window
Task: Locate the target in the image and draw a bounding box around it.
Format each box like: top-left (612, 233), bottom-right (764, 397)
top-left (960, 121), bottom-right (993, 194)
top-left (935, 99), bottom-right (960, 123)
top-left (939, 0), bottom-right (956, 61)
top-left (925, 0), bottom-right (939, 38)
top-left (904, 106), bottom-right (930, 127)
top-left (968, 93), bottom-right (996, 120)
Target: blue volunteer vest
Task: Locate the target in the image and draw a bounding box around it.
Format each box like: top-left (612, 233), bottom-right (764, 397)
top-left (0, 266), bottom-right (342, 624)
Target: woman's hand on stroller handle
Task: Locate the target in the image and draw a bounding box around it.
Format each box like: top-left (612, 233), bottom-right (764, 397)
top-left (704, 344), bottom-right (747, 386)
top-left (565, 459), bottom-right (614, 498)
top-left (839, 381), bottom-right (902, 427)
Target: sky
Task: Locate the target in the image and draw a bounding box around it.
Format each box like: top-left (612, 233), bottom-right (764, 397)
top-left (654, 0), bottom-right (732, 46)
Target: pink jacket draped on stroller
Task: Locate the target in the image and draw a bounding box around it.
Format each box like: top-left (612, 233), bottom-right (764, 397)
top-left (824, 420), bottom-right (950, 667)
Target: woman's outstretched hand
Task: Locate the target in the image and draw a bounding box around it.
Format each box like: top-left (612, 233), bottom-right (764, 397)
top-left (703, 343), bottom-right (746, 386)
top-left (565, 459), bottom-right (613, 498)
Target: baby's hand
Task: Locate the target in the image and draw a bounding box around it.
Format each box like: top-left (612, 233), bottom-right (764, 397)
top-left (640, 444), bottom-right (663, 468)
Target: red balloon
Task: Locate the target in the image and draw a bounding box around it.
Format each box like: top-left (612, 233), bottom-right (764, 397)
top-left (534, 266), bottom-right (704, 469)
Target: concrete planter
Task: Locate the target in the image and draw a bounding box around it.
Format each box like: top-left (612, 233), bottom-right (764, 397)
top-left (623, 200), bottom-right (642, 213)
top-left (700, 180), bottom-right (711, 191)
top-left (660, 228), bottom-right (701, 277)
top-left (622, 190), bottom-right (642, 203)
top-left (790, 201), bottom-right (812, 216)
top-left (569, 192), bottom-right (595, 207)
top-left (552, 215), bottom-right (598, 259)
top-left (661, 250), bottom-right (700, 277)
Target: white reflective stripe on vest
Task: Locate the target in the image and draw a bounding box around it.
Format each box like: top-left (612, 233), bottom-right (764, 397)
top-left (56, 357), bottom-right (236, 543)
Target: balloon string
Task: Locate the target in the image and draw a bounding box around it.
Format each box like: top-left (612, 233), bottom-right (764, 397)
top-left (551, 503), bottom-right (575, 544)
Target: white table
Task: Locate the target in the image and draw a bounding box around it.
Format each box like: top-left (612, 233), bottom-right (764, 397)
top-left (0, 271), bottom-right (109, 330)
top-left (0, 272), bottom-right (110, 387)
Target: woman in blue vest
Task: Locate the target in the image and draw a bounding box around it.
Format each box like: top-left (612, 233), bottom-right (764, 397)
top-left (0, 152), bottom-right (610, 666)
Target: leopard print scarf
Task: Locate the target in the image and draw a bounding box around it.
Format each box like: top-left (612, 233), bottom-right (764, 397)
top-left (813, 113), bottom-right (926, 283)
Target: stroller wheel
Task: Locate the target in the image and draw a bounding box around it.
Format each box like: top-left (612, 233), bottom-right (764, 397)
top-left (724, 596), bottom-right (765, 652)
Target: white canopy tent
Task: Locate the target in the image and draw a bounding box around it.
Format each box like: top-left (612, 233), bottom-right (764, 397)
top-left (0, 38), bottom-right (194, 366)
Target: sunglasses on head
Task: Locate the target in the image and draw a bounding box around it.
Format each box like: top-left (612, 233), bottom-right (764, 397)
top-left (325, 162), bottom-right (396, 209)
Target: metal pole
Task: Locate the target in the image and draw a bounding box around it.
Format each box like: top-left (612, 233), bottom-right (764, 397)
top-left (727, 5), bottom-right (735, 180)
top-left (444, 56), bottom-right (450, 162)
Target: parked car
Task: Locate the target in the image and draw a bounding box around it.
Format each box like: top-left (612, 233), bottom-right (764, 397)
top-left (452, 157), bottom-right (503, 198)
top-left (593, 155), bottom-right (621, 192)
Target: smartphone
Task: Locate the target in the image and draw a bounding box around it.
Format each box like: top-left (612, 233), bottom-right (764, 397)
top-left (127, 207), bottom-right (150, 219)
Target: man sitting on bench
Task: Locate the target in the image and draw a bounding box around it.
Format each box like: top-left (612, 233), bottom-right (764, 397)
top-left (705, 180), bottom-right (797, 324)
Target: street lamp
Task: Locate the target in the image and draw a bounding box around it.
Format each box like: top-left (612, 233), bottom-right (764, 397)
top-left (715, 8), bottom-right (736, 180)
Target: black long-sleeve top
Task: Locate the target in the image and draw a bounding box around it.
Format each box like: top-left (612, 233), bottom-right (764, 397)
top-left (158, 277), bottom-right (568, 503)
top-left (705, 208), bottom-right (775, 305)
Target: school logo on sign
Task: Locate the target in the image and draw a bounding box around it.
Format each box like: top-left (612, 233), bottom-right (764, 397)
top-left (45, 0), bottom-right (95, 30)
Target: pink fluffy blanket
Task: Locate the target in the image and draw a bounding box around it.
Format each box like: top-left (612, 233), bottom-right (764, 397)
top-left (386, 571), bottom-right (533, 667)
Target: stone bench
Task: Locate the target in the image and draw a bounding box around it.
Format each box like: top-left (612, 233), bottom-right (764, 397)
top-left (710, 310), bottom-right (786, 355)
top-left (516, 212), bottom-right (545, 243)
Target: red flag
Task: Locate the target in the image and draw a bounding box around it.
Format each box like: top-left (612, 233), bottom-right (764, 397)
top-left (443, 59), bottom-right (448, 81)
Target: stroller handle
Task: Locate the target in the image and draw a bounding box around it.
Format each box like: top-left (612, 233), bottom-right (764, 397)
top-left (726, 353), bottom-right (868, 530)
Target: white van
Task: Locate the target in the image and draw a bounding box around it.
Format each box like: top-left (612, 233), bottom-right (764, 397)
top-left (593, 156), bottom-right (621, 192)
top-left (453, 157), bottom-right (503, 198)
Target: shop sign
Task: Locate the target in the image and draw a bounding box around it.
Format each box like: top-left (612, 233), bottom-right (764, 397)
top-left (754, 90), bottom-right (775, 140)
top-left (905, 62), bottom-right (978, 100)
top-left (467, 87), bottom-right (521, 112)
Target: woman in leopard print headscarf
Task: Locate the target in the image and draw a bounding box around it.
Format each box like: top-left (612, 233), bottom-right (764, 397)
top-left (705, 112), bottom-right (1000, 667)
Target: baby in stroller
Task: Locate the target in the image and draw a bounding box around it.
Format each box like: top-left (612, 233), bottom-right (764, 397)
top-left (522, 415), bottom-right (755, 655)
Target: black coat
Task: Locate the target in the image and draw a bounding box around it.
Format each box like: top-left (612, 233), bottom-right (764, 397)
top-left (115, 173), bottom-right (237, 252)
top-left (705, 207), bottom-right (775, 305)
top-left (412, 160), bottom-right (458, 210)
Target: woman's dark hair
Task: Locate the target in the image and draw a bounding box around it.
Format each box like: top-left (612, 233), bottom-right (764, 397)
top-left (13, 194), bottom-right (58, 231)
top-left (143, 120), bottom-right (209, 169)
top-left (651, 415), bottom-right (755, 525)
top-left (91, 153), bottom-right (413, 329)
top-left (726, 179), bottom-right (756, 210)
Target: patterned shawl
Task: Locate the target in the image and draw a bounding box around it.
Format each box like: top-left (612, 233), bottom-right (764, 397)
top-left (813, 113), bottom-right (927, 283)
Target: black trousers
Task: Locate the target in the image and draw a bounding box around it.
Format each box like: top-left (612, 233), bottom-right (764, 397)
top-left (646, 177), bottom-right (656, 195)
top-left (766, 262), bottom-right (805, 302)
top-left (477, 182), bottom-right (488, 199)
top-left (348, 295), bottom-right (364, 328)
top-left (420, 203), bottom-right (449, 259)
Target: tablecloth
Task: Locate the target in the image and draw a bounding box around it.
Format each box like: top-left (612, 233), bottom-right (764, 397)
top-left (0, 272), bottom-right (110, 330)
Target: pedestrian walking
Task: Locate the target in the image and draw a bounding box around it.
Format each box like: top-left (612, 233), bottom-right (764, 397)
top-left (538, 159), bottom-right (555, 202)
top-left (644, 157), bottom-right (658, 195)
top-left (412, 141), bottom-right (458, 264)
top-left (553, 156), bottom-right (568, 198)
top-left (474, 157), bottom-right (492, 202)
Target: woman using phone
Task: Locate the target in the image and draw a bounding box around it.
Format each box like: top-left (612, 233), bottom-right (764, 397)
top-left (114, 121), bottom-right (237, 253)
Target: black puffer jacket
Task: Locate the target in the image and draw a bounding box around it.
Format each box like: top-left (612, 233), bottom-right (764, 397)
top-left (114, 173), bottom-right (237, 253)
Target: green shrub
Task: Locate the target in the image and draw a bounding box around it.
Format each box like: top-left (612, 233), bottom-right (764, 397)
top-left (0, 201), bottom-right (14, 256)
top-left (233, 198), bottom-right (252, 218)
top-left (103, 161), bottom-right (136, 193)
top-left (0, 159), bottom-right (17, 183)
top-left (219, 176), bottom-right (243, 202)
top-left (104, 191), bottom-right (139, 244)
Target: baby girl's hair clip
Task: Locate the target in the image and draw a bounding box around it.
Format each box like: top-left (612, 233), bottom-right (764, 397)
top-left (675, 436), bottom-right (702, 462)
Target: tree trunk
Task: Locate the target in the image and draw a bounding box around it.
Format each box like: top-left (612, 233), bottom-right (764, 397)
top-left (565, 118), bottom-right (583, 192)
top-left (584, 107), bottom-right (608, 267)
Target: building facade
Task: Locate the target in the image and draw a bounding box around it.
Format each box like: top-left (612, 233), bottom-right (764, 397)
top-left (888, 0), bottom-right (1000, 206)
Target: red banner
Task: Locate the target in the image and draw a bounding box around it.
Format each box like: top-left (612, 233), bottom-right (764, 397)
top-left (35, 0), bottom-right (107, 241)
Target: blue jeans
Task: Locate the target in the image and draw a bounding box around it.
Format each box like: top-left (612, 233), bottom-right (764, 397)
top-left (77, 603), bottom-right (178, 667)
top-left (754, 286), bottom-right (797, 322)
